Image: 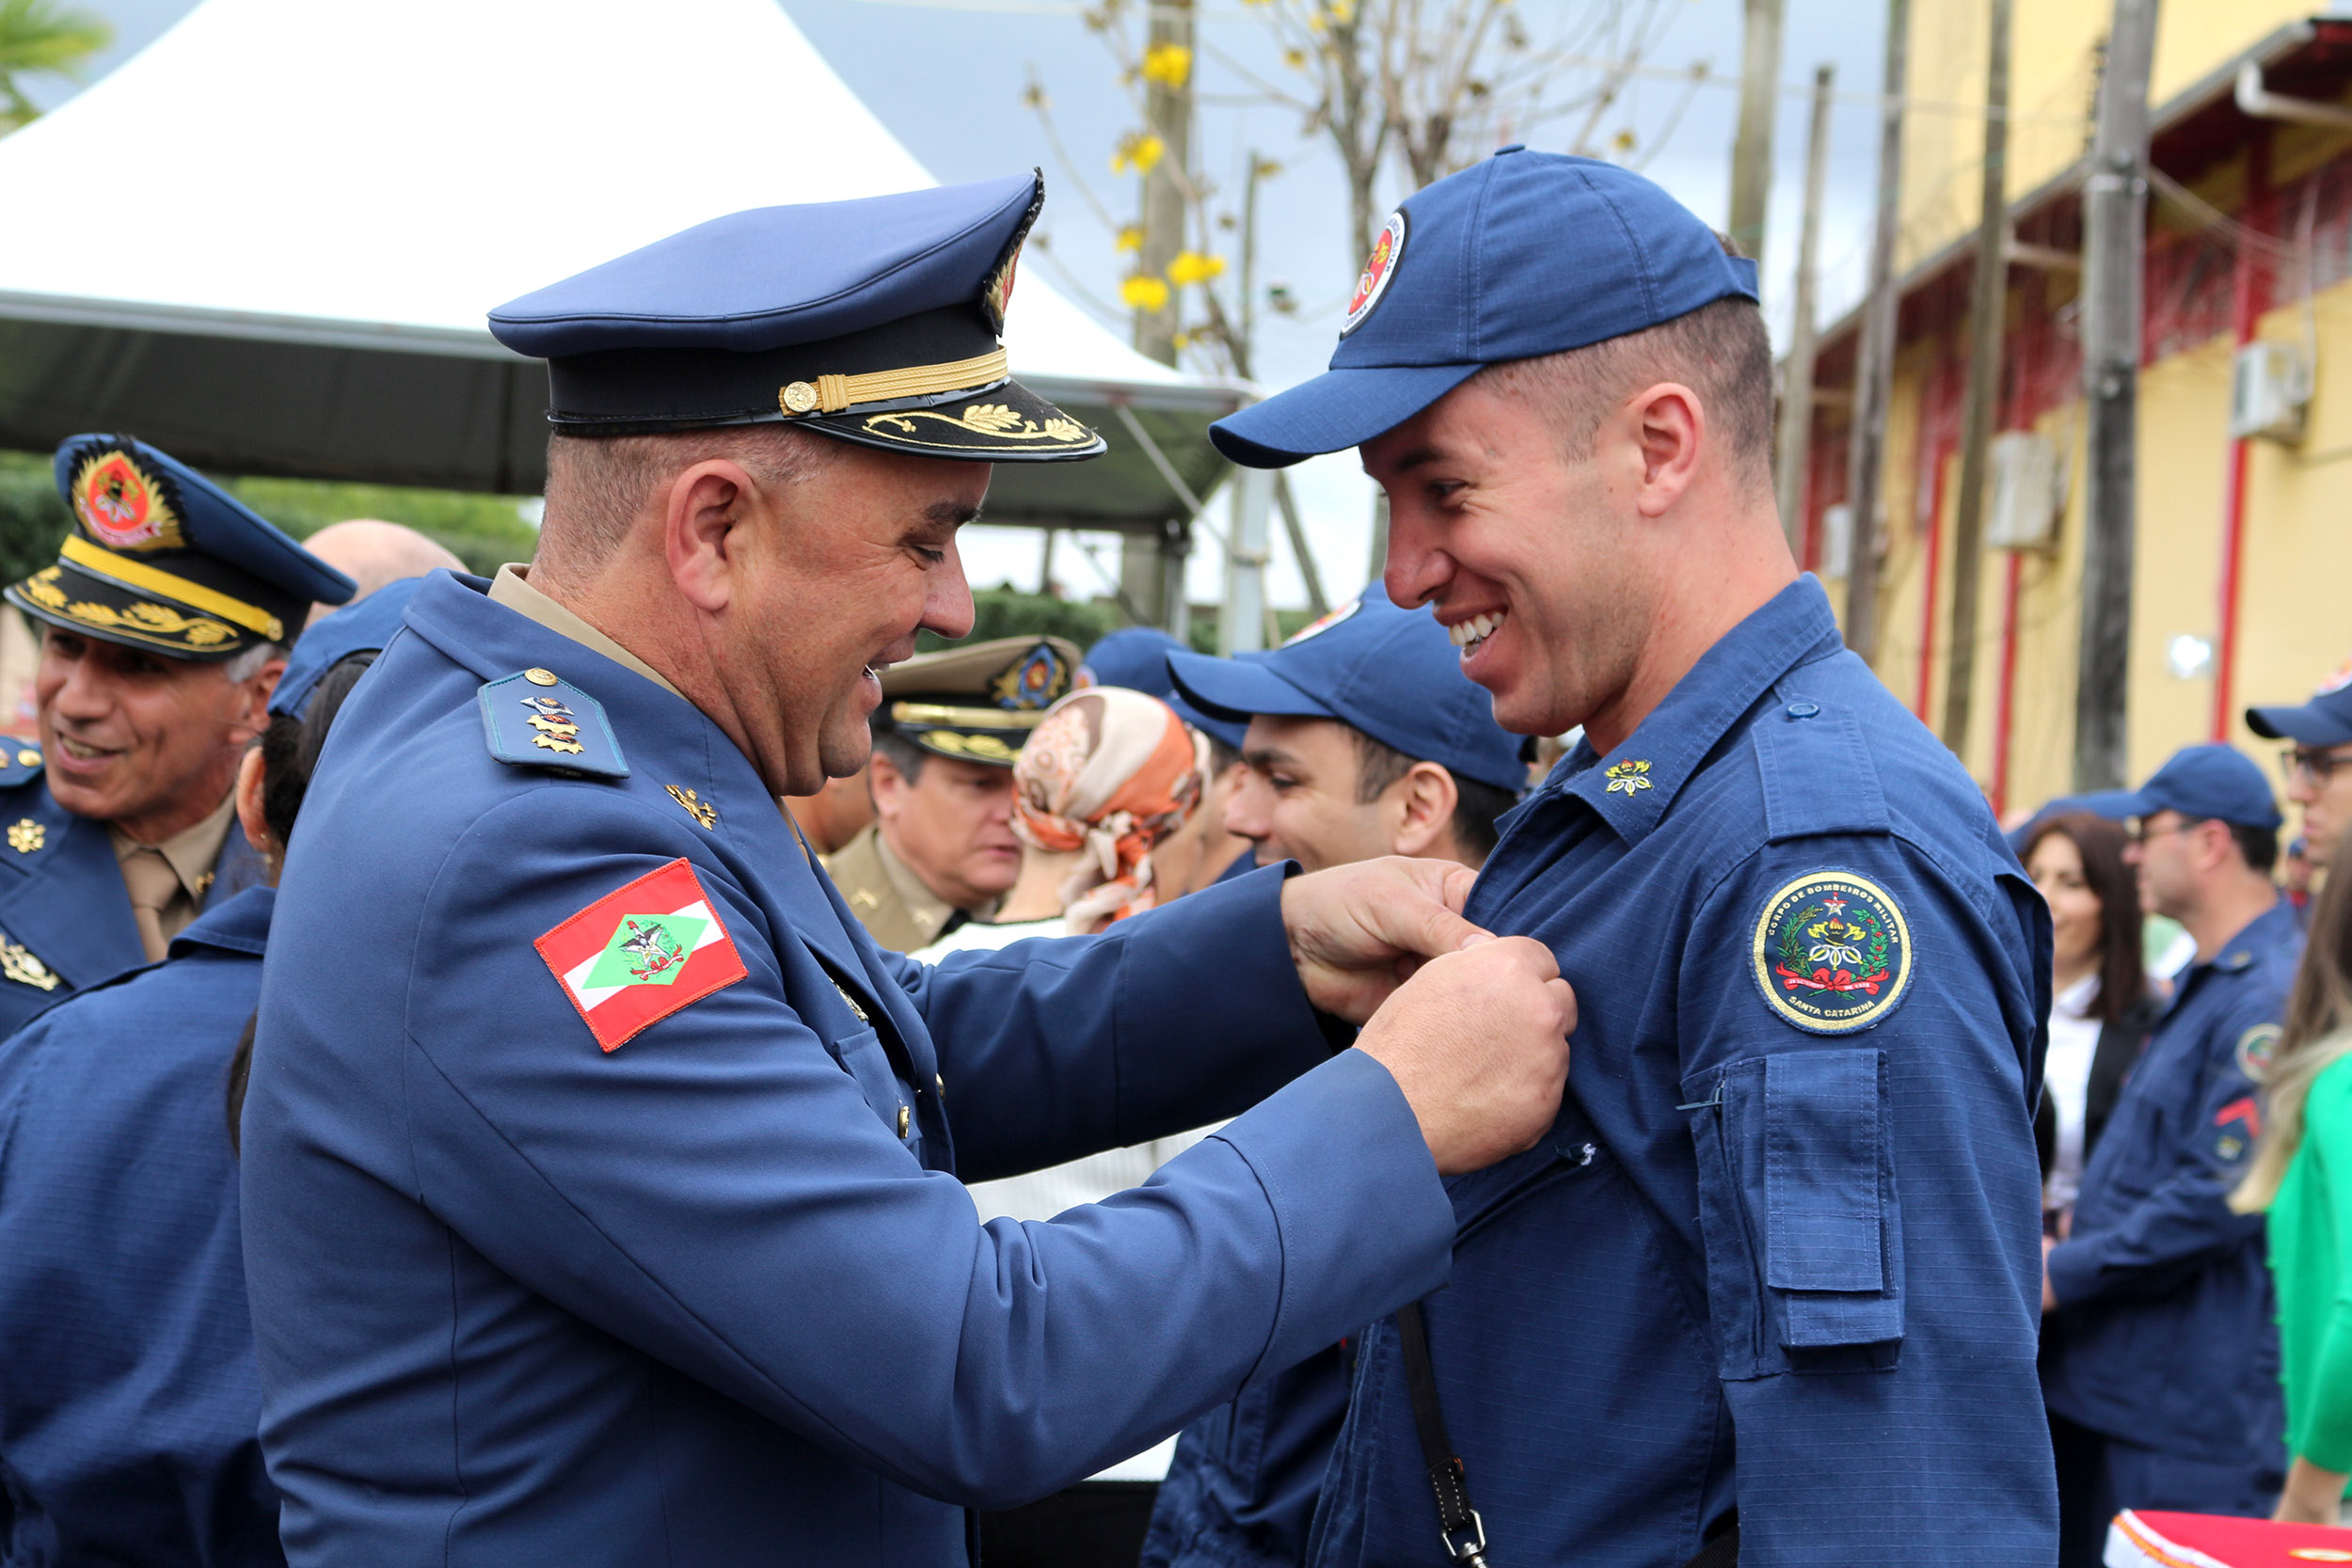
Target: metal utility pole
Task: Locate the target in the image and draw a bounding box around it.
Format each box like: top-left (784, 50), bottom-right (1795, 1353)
top-left (1120, 0), bottom-right (1196, 628)
top-left (1939, 0), bottom-right (2013, 753)
top-left (2074, 0), bottom-right (2160, 790)
top-left (1729, 0), bottom-right (1788, 266)
top-left (1841, 0), bottom-right (1910, 663)
top-left (1774, 64), bottom-right (1836, 551)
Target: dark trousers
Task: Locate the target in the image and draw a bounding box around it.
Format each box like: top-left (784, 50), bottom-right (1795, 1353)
top-left (982, 1481), bottom-right (1160, 1568)
top-left (2051, 1410), bottom-right (2282, 1568)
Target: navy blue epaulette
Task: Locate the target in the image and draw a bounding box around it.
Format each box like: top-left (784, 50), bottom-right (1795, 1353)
top-left (0, 738), bottom-right (43, 789)
top-left (478, 670), bottom-right (628, 781)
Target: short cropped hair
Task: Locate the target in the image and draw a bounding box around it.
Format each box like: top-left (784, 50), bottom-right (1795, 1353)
top-left (868, 724), bottom-right (930, 786)
top-left (1348, 729), bottom-right (1516, 866)
top-left (1478, 293), bottom-right (1775, 494)
top-left (2230, 820), bottom-right (2280, 876)
top-left (541, 425), bottom-right (841, 572)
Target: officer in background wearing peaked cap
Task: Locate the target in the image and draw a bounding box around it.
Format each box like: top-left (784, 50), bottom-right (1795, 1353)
top-left (823, 633), bottom-right (1077, 952)
top-left (0, 434), bottom-right (352, 1038)
top-left (1207, 148), bottom-right (2054, 1568)
top-left (240, 174), bottom-right (1575, 1568)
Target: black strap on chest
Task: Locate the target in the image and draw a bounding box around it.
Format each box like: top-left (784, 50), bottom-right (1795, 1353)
top-left (1395, 1300), bottom-right (1740, 1568)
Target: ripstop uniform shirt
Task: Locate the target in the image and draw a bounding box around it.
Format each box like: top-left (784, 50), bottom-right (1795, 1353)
top-left (2044, 898), bottom-right (2300, 1473)
top-left (239, 571), bottom-right (1457, 1568)
top-left (0, 886), bottom-right (280, 1567)
top-left (1307, 577), bottom-right (2054, 1568)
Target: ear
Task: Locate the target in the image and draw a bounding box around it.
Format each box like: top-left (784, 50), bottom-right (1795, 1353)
top-left (233, 744), bottom-right (276, 868)
top-left (662, 459), bottom-right (762, 614)
top-left (226, 657), bottom-right (286, 748)
top-left (1621, 382), bottom-right (1706, 519)
top-left (1389, 761), bottom-right (1461, 859)
top-left (868, 751), bottom-right (908, 820)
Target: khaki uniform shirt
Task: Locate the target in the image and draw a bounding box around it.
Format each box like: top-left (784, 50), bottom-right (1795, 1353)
top-left (489, 564), bottom-right (686, 701)
top-left (820, 825), bottom-right (998, 955)
top-left (110, 791), bottom-right (237, 949)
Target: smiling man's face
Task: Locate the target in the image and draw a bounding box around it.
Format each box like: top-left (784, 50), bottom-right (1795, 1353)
top-left (37, 628), bottom-right (278, 842)
top-left (1369, 373), bottom-right (1657, 738)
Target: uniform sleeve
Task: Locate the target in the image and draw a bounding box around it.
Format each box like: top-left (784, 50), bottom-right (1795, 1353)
top-left (395, 795), bottom-right (1454, 1508)
top-left (894, 864), bottom-right (1347, 1182)
top-left (1673, 829), bottom-right (2053, 1564)
top-left (2045, 990), bottom-right (2273, 1307)
top-left (2295, 1062), bottom-right (2352, 1473)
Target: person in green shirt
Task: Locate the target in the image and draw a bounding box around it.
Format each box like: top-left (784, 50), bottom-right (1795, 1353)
top-left (2235, 841), bottom-right (2352, 1525)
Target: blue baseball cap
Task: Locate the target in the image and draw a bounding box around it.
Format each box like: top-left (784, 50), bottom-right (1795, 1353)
top-left (1167, 583), bottom-right (1525, 793)
top-left (8, 434), bottom-right (354, 661)
top-left (2248, 662), bottom-right (2352, 748)
top-left (1210, 149), bottom-right (1759, 467)
top-left (2076, 743), bottom-right (2283, 832)
top-left (1079, 626), bottom-right (1249, 752)
top-left (269, 575), bottom-right (428, 719)
top-left (488, 173), bottom-right (1102, 462)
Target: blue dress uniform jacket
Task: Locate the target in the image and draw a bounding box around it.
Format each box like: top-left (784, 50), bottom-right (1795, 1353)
top-left (1145, 1343), bottom-right (1347, 1568)
top-left (240, 572), bottom-right (1457, 1568)
top-left (2043, 898), bottom-right (2300, 1471)
top-left (1306, 578), bottom-right (2054, 1568)
top-left (0, 886), bottom-right (280, 1567)
top-left (0, 753), bottom-right (265, 1039)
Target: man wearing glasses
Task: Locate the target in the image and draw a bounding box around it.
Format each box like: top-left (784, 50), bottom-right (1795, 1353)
top-left (2041, 744), bottom-right (2300, 1563)
top-left (2249, 671), bottom-right (2352, 865)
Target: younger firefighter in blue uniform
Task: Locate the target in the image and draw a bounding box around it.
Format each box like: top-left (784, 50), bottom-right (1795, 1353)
top-left (0, 436), bottom-right (351, 1037)
top-left (0, 582), bottom-right (405, 1566)
top-left (1207, 150), bottom-right (2054, 1566)
top-left (2045, 745), bottom-right (2302, 1562)
top-left (240, 176), bottom-right (1577, 1567)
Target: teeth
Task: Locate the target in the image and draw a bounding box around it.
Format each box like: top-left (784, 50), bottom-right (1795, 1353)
top-left (56, 736), bottom-right (108, 761)
top-left (1448, 610), bottom-right (1506, 655)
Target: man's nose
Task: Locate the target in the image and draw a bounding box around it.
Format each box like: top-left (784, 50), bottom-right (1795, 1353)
top-left (1222, 779), bottom-right (1273, 840)
top-left (1381, 508), bottom-right (1452, 610)
top-left (47, 658), bottom-right (111, 721)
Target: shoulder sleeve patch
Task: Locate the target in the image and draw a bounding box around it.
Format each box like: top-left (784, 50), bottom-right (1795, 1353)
top-left (1751, 870), bottom-right (1913, 1035)
top-left (2236, 1023), bottom-right (2281, 1081)
top-left (535, 857), bottom-right (747, 1053)
top-left (479, 672), bottom-right (628, 780)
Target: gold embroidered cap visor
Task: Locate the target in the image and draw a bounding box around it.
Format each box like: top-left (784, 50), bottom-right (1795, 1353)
top-left (8, 538), bottom-right (294, 660)
top-left (877, 634), bottom-right (1081, 765)
top-left (539, 304), bottom-right (1104, 462)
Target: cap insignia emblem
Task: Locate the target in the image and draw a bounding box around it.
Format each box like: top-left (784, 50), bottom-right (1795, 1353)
top-left (1751, 870), bottom-right (1913, 1035)
top-left (665, 784), bottom-right (718, 830)
top-left (1604, 759), bottom-right (1652, 794)
top-left (989, 642), bottom-right (1071, 711)
top-left (1282, 596), bottom-right (1360, 646)
top-left (983, 242), bottom-right (1022, 334)
top-left (6, 819), bottom-right (42, 854)
top-left (2320, 658), bottom-right (2352, 697)
top-left (1341, 210), bottom-right (1406, 338)
top-left (71, 449), bottom-right (184, 553)
top-left (0, 930), bottom-right (57, 991)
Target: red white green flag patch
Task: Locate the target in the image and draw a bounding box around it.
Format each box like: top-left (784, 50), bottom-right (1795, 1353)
top-left (535, 858), bottom-right (747, 1052)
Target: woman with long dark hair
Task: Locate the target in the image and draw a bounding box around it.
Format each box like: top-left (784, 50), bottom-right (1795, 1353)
top-left (2233, 838), bottom-right (2352, 1524)
top-left (2025, 813), bottom-right (2159, 1226)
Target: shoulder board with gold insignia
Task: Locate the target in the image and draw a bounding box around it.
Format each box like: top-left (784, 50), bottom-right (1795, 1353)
top-left (479, 670), bottom-right (628, 780)
top-left (0, 741), bottom-right (42, 788)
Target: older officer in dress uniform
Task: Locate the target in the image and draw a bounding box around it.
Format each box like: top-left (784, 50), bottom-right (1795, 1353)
top-left (240, 175), bottom-right (1578, 1568)
top-left (824, 634), bottom-right (1077, 951)
top-left (0, 582), bottom-right (403, 1567)
top-left (1208, 150), bottom-right (2054, 1567)
top-left (0, 436), bottom-right (352, 1037)
top-left (2043, 746), bottom-right (2300, 1563)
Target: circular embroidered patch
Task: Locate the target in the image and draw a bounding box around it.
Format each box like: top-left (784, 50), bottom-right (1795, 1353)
top-left (1752, 871), bottom-right (1913, 1034)
top-left (2236, 1022), bottom-right (2281, 1081)
top-left (1282, 595), bottom-right (1360, 646)
top-left (1341, 210), bottom-right (1406, 337)
top-left (72, 448), bottom-right (182, 553)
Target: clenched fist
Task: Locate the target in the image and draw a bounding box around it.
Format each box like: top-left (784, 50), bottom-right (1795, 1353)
top-left (1353, 936), bottom-right (1575, 1176)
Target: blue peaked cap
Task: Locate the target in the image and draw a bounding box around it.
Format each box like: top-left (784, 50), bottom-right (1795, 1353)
top-left (1167, 583), bottom-right (1525, 794)
top-left (269, 575), bottom-right (425, 719)
top-left (1212, 149), bottom-right (1760, 467)
top-left (2075, 743), bottom-right (2283, 832)
top-left (1080, 626), bottom-right (1248, 752)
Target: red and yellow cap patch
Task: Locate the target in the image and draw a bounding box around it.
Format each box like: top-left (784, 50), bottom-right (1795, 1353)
top-left (71, 448), bottom-right (184, 553)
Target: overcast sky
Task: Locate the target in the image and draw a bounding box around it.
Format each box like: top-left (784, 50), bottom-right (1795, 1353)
top-left (34, 0), bottom-right (1894, 610)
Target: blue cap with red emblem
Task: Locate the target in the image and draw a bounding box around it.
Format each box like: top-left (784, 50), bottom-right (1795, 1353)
top-left (876, 634), bottom-right (1083, 768)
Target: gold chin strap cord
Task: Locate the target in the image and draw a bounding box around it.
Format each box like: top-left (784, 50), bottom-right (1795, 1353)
top-left (779, 348), bottom-right (1010, 418)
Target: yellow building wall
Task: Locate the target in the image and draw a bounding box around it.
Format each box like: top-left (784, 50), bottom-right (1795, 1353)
top-left (1864, 270), bottom-right (2352, 819)
top-left (1895, 0), bottom-right (2315, 272)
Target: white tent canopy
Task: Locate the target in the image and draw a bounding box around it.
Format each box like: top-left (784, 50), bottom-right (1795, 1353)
top-left (0, 0), bottom-right (1242, 529)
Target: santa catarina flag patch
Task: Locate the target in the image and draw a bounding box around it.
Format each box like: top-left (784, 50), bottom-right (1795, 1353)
top-left (535, 858), bottom-right (747, 1052)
